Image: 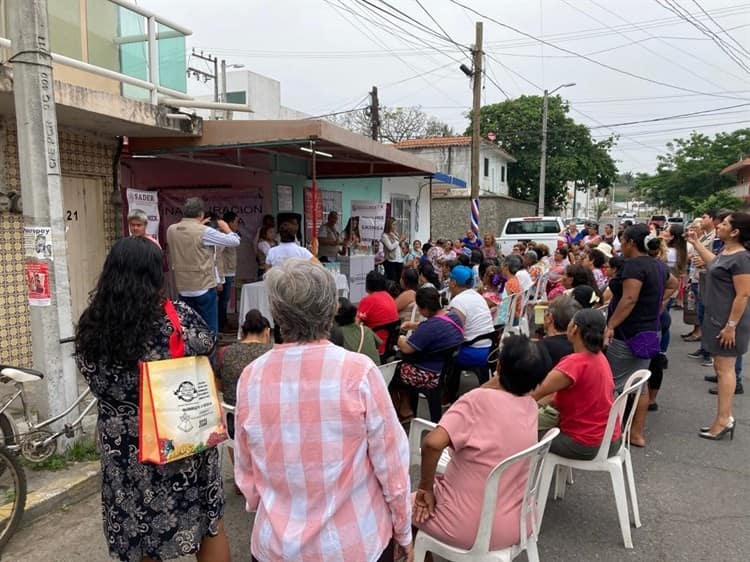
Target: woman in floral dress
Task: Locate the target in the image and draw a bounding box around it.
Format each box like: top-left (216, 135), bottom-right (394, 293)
top-left (74, 237), bottom-right (229, 562)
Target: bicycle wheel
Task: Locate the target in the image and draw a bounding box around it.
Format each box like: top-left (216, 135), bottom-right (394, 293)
top-left (0, 413), bottom-right (16, 447)
top-left (0, 446), bottom-right (26, 549)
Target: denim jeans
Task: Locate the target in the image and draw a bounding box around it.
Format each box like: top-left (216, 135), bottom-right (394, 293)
top-left (218, 276), bottom-right (234, 331)
top-left (736, 355), bottom-right (744, 385)
top-left (181, 288), bottom-right (218, 335)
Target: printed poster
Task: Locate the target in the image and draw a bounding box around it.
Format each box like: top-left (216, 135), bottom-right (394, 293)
top-left (26, 262), bottom-right (51, 306)
top-left (351, 200), bottom-right (387, 243)
top-left (126, 189), bottom-right (160, 237)
top-left (24, 226), bottom-right (53, 260)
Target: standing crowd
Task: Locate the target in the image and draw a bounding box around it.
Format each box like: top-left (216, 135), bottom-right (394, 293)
top-left (77, 201), bottom-right (750, 561)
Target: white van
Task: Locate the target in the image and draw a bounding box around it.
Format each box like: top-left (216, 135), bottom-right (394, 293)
top-left (496, 216), bottom-right (565, 256)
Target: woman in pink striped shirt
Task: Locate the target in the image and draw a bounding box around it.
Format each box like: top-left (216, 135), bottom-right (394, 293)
top-left (234, 259), bottom-right (413, 562)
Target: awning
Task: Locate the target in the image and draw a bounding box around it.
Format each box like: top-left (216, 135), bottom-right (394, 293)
top-left (127, 119), bottom-right (437, 178)
top-left (432, 172), bottom-right (467, 188)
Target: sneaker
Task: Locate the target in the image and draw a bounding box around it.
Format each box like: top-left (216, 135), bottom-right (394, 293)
top-left (709, 384), bottom-right (744, 395)
top-left (701, 358), bottom-right (714, 367)
top-left (687, 349), bottom-right (704, 359)
top-left (704, 375), bottom-right (718, 383)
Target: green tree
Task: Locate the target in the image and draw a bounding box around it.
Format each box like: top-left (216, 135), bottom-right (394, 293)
top-left (634, 129), bottom-right (750, 214)
top-left (468, 95), bottom-right (618, 210)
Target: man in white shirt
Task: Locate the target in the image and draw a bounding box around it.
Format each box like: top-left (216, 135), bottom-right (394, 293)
top-left (166, 198), bottom-right (240, 334)
top-left (266, 220), bottom-right (320, 269)
top-left (317, 211), bottom-right (341, 261)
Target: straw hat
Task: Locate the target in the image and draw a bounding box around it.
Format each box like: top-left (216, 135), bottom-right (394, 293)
top-left (596, 242), bottom-right (614, 258)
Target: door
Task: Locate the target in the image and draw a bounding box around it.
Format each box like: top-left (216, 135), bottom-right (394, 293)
top-left (61, 176), bottom-right (106, 323)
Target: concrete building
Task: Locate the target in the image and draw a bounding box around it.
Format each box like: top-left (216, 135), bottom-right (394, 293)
top-left (393, 136), bottom-right (536, 240)
top-left (721, 157), bottom-right (750, 208)
top-left (394, 136), bottom-right (515, 197)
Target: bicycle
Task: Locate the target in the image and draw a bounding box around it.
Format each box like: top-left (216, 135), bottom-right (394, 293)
top-left (0, 443), bottom-right (26, 551)
top-left (0, 361), bottom-right (96, 550)
top-left (0, 365), bottom-right (97, 463)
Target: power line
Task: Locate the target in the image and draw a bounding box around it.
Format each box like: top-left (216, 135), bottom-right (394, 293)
top-left (414, 0), bottom-right (456, 47)
top-left (588, 102), bottom-right (750, 128)
top-left (690, 0), bottom-right (750, 58)
top-left (583, 0), bottom-right (750, 84)
top-left (561, 0), bottom-right (742, 90)
top-left (654, 0), bottom-right (750, 73)
top-left (448, 0), bottom-right (750, 100)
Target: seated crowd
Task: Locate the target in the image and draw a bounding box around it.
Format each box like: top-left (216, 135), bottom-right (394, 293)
top-left (219, 214), bottom-right (748, 560)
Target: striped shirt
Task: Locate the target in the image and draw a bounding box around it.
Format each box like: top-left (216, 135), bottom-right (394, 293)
top-left (234, 341), bottom-right (411, 562)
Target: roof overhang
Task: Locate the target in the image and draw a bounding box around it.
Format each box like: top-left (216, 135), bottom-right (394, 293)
top-left (127, 119), bottom-right (437, 178)
top-left (0, 65), bottom-right (200, 138)
top-left (720, 158), bottom-right (750, 177)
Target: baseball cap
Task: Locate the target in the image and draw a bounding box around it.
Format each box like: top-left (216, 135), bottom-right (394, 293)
top-left (449, 265), bottom-right (474, 287)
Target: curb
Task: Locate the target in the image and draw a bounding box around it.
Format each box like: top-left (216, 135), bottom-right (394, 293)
top-left (20, 461), bottom-right (101, 527)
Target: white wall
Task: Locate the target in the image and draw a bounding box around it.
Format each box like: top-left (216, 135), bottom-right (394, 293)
top-left (398, 144), bottom-right (511, 197)
top-left (381, 176), bottom-right (431, 244)
top-left (190, 69), bottom-right (309, 120)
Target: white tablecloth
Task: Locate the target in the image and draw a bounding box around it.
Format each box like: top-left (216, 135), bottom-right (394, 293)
top-left (237, 282), bottom-right (274, 339)
top-left (237, 273), bottom-right (348, 339)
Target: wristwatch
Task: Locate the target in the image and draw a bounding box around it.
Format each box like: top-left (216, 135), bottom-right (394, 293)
top-left (727, 320), bottom-right (737, 328)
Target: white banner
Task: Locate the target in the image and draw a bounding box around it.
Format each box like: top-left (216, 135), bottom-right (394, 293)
top-left (126, 189), bottom-right (160, 237)
top-left (351, 200), bottom-right (387, 243)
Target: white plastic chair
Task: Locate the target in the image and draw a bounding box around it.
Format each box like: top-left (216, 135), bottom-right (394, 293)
top-left (532, 272), bottom-right (549, 303)
top-left (414, 428), bottom-right (561, 562)
top-left (408, 418), bottom-right (452, 474)
top-left (536, 370), bottom-right (651, 549)
top-left (378, 360), bottom-right (400, 386)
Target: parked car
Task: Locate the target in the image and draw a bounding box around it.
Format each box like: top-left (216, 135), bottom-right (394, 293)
top-left (667, 216), bottom-right (684, 226)
top-left (618, 211), bottom-right (636, 219)
top-left (496, 216), bottom-right (566, 255)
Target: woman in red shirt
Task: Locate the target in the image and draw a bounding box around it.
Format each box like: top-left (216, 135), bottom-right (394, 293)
top-left (532, 308), bottom-right (622, 459)
top-left (358, 270), bottom-right (399, 355)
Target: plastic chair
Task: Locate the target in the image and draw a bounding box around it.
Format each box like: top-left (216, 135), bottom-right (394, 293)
top-left (536, 370), bottom-right (651, 549)
top-left (372, 320), bottom-right (402, 364)
top-left (413, 428), bottom-right (561, 562)
top-left (378, 360), bottom-right (400, 386)
top-left (407, 418), bottom-right (452, 474)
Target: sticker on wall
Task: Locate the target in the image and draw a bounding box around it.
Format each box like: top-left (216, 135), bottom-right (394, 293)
top-left (26, 262), bottom-right (51, 307)
top-left (24, 226), bottom-right (53, 261)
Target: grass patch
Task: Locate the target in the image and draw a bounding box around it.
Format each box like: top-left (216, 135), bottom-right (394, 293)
top-left (26, 437), bottom-right (99, 471)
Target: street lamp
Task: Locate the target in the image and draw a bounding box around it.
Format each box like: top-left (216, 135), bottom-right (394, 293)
top-left (537, 82), bottom-right (576, 216)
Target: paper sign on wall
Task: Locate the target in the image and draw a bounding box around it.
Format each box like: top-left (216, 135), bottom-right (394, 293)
top-left (126, 189), bottom-right (160, 237)
top-left (26, 262), bottom-right (51, 306)
top-left (351, 200), bottom-right (387, 243)
top-left (24, 226), bottom-right (53, 261)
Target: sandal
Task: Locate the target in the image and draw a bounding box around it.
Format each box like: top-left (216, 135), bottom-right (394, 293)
top-left (681, 331), bottom-right (696, 339)
top-left (683, 335), bottom-right (702, 342)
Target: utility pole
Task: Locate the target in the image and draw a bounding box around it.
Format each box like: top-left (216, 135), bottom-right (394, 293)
top-left (537, 82), bottom-right (575, 216)
top-left (220, 59), bottom-right (227, 120)
top-left (369, 86), bottom-right (380, 141)
top-left (538, 89), bottom-right (549, 217)
top-left (189, 49), bottom-right (218, 118)
top-left (8, 0), bottom-right (78, 422)
top-left (470, 21), bottom-right (483, 202)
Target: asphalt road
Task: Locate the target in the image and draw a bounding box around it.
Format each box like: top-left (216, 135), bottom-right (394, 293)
top-left (4, 312), bottom-right (749, 562)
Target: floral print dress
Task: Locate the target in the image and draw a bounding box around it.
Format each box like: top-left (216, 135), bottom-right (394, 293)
top-left (76, 300), bottom-right (224, 562)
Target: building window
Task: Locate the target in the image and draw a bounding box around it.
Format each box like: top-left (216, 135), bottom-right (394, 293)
top-left (226, 91), bottom-right (247, 104)
top-left (483, 158), bottom-right (489, 177)
top-left (390, 196), bottom-right (412, 239)
top-left (501, 165), bottom-right (506, 183)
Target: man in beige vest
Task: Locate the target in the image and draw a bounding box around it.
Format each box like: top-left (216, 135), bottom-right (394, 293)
top-left (167, 197), bottom-right (240, 334)
top-left (217, 211), bottom-right (240, 332)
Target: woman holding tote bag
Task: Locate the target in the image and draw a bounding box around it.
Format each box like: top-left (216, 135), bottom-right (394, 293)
top-left (75, 237), bottom-right (230, 562)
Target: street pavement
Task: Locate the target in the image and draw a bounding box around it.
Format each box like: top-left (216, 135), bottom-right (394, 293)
top-left (3, 312), bottom-right (749, 562)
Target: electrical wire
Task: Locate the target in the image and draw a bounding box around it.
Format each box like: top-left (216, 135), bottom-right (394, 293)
top-left (583, 0), bottom-right (750, 85)
top-left (654, 0), bottom-right (750, 73)
top-left (689, 0), bottom-right (750, 58)
top-left (560, 0), bottom-right (738, 90)
top-left (448, 0), bottom-right (750, 99)
top-left (588, 103), bottom-right (750, 128)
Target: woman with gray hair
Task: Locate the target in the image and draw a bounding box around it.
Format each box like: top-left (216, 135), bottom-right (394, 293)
top-left (233, 259), bottom-right (413, 562)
